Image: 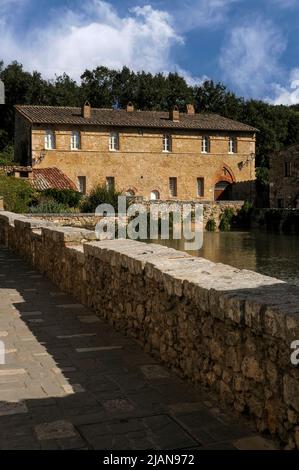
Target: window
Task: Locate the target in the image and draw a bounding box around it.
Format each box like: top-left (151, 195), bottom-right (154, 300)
top-left (285, 161), bottom-right (292, 177)
top-left (71, 131), bottom-right (80, 150)
top-left (228, 136), bottom-right (237, 154)
top-left (106, 177), bottom-right (115, 190)
top-left (277, 198), bottom-right (284, 208)
top-left (163, 134), bottom-right (172, 152)
top-left (77, 176), bottom-right (86, 195)
top-left (109, 131), bottom-right (119, 151)
top-left (169, 177), bottom-right (177, 197)
top-left (201, 136), bottom-right (210, 153)
top-left (150, 190), bottom-right (160, 200)
top-left (45, 130), bottom-right (55, 150)
top-left (126, 189), bottom-right (135, 196)
top-left (197, 177), bottom-right (204, 197)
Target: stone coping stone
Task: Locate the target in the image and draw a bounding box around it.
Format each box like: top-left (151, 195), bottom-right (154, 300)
top-left (42, 226), bottom-right (97, 243)
top-left (65, 245), bottom-right (85, 263)
top-left (83, 239), bottom-right (299, 331)
top-left (0, 212), bottom-right (54, 229)
top-left (15, 218), bottom-right (54, 230)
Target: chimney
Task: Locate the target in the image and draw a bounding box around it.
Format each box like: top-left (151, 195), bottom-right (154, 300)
top-left (127, 102), bottom-right (134, 112)
top-left (170, 105), bottom-right (180, 122)
top-left (82, 101), bottom-right (91, 119)
top-left (186, 103), bottom-right (195, 115)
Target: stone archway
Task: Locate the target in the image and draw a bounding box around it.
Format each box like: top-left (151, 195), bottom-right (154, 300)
top-left (214, 166), bottom-right (236, 201)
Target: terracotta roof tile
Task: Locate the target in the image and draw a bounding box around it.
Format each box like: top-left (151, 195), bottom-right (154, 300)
top-left (32, 168), bottom-right (77, 191)
top-left (15, 105), bottom-right (257, 132)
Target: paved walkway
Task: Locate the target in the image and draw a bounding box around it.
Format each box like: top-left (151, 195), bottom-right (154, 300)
top-left (0, 247), bottom-right (276, 450)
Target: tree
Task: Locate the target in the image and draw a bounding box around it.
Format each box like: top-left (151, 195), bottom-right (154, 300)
top-left (194, 80), bottom-right (243, 119)
top-left (80, 66), bottom-right (115, 107)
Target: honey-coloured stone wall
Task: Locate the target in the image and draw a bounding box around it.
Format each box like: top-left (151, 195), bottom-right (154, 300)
top-left (0, 211), bottom-right (298, 448)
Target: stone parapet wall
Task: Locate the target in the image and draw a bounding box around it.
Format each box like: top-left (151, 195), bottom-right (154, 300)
top-left (0, 211), bottom-right (299, 448)
top-left (26, 201), bottom-right (244, 231)
top-left (252, 208), bottom-right (299, 234)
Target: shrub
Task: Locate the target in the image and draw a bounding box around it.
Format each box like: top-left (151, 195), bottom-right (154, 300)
top-left (41, 188), bottom-right (82, 208)
top-left (234, 201), bottom-right (253, 229)
top-left (80, 184), bottom-right (125, 213)
top-left (0, 174), bottom-right (35, 213)
top-left (219, 207), bottom-right (234, 231)
top-left (0, 145), bottom-right (14, 166)
top-left (206, 218), bottom-right (216, 231)
top-left (29, 199), bottom-right (73, 214)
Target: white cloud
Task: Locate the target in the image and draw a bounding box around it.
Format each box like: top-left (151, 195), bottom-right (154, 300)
top-left (271, 69), bottom-right (299, 105)
top-left (175, 66), bottom-right (209, 86)
top-left (219, 18), bottom-right (286, 97)
top-left (0, 1), bottom-right (184, 81)
top-left (174, 0), bottom-right (243, 32)
top-left (268, 0), bottom-right (298, 8)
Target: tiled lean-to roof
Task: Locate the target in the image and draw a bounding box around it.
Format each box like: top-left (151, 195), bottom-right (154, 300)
top-left (32, 168), bottom-right (77, 191)
top-left (1, 166), bottom-right (77, 191)
top-left (15, 105), bottom-right (257, 132)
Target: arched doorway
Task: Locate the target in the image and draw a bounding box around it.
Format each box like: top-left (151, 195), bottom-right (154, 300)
top-left (150, 190), bottom-right (160, 200)
top-left (214, 165), bottom-right (236, 201)
top-left (214, 181), bottom-right (232, 201)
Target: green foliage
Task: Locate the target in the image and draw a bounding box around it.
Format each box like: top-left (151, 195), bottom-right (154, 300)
top-left (234, 201), bottom-right (254, 229)
top-left (80, 184), bottom-right (124, 213)
top-left (219, 208), bottom-right (235, 231)
top-left (256, 167), bottom-right (269, 186)
top-left (0, 144), bottom-right (14, 165)
top-left (0, 174), bottom-right (35, 213)
top-left (29, 199), bottom-right (73, 214)
top-left (255, 167), bottom-right (270, 208)
top-left (41, 188), bottom-right (82, 208)
top-left (206, 218), bottom-right (216, 231)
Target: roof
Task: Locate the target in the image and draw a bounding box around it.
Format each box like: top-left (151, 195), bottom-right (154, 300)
top-left (0, 165), bottom-right (77, 191)
top-left (32, 168), bottom-right (77, 191)
top-left (15, 105), bottom-right (257, 133)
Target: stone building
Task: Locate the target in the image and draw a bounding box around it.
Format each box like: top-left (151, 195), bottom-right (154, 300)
top-left (269, 144), bottom-right (299, 208)
top-left (14, 102), bottom-right (257, 201)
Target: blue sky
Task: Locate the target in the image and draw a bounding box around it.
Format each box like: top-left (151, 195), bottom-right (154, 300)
top-left (0, 0), bottom-right (299, 104)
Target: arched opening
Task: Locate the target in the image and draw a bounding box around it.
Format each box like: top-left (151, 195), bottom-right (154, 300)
top-left (125, 189), bottom-right (135, 197)
top-left (150, 190), bottom-right (160, 200)
top-left (214, 181), bottom-right (232, 201)
top-left (222, 166), bottom-right (234, 180)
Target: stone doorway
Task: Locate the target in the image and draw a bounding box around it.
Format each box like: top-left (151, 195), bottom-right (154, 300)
top-left (214, 181), bottom-right (232, 201)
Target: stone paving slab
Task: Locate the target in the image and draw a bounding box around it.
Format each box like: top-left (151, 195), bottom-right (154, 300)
top-left (0, 247), bottom-right (277, 450)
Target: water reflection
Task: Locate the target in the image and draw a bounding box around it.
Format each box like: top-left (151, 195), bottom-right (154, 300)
top-left (150, 231), bottom-right (299, 286)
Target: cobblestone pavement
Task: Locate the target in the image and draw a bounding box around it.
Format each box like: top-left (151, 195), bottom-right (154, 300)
top-left (0, 248), bottom-right (277, 450)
